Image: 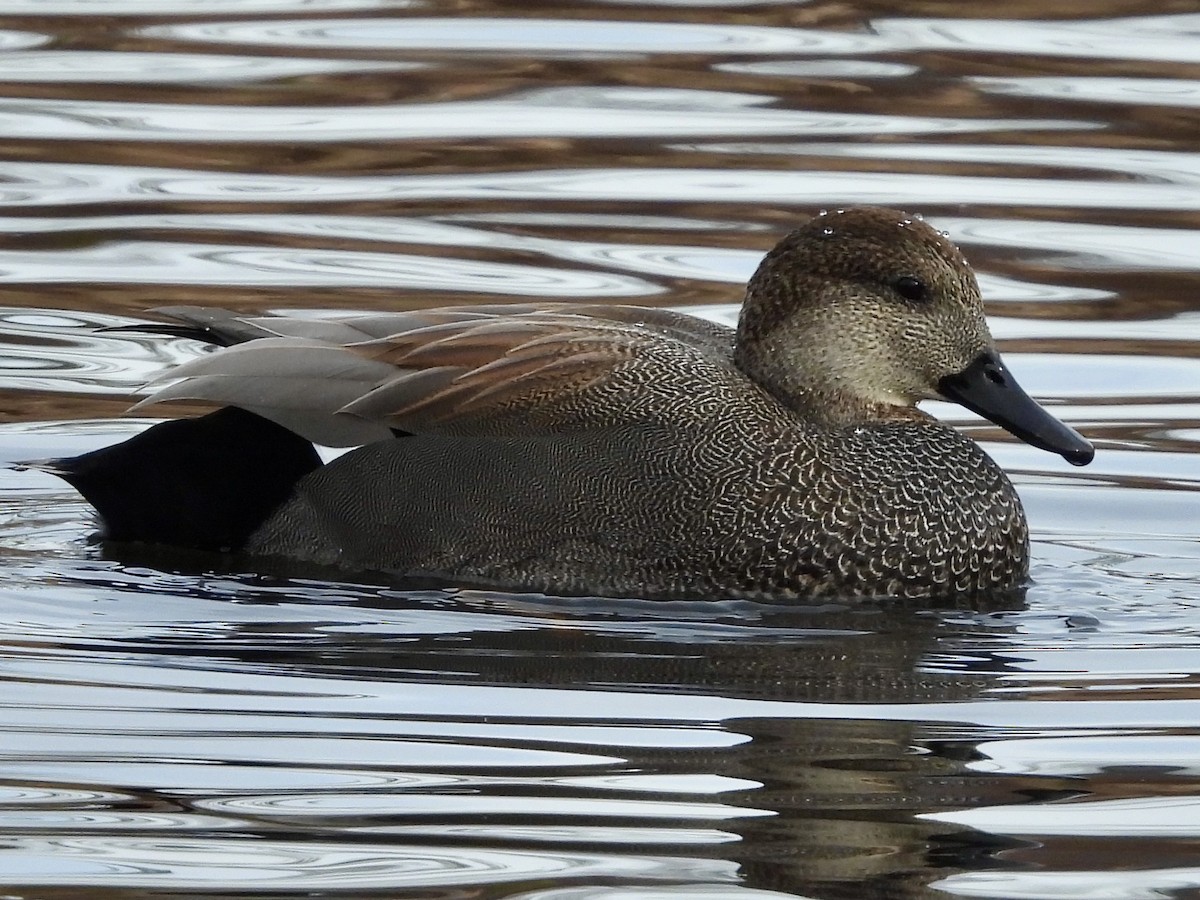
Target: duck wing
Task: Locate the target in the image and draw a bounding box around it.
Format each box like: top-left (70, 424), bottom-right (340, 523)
top-left (135, 304), bottom-right (743, 446)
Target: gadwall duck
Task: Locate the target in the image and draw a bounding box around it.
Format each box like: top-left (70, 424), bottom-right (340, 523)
top-left (50, 207), bottom-right (1093, 600)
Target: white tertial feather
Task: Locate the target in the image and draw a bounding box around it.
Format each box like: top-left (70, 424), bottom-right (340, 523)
top-left (134, 339), bottom-right (400, 446)
top-left (142, 338), bottom-right (395, 385)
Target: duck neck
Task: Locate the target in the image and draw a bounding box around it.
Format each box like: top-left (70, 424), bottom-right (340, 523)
top-left (733, 332), bottom-right (925, 427)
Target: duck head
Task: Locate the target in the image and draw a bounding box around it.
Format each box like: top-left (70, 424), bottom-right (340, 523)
top-left (735, 206), bottom-right (1093, 466)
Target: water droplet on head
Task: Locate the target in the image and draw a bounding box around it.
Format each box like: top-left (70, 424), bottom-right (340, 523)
top-left (913, 212), bottom-right (924, 221)
top-left (818, 208), bottom-right (828, 216)
top-left (822, 226), bottom-right (835, 236)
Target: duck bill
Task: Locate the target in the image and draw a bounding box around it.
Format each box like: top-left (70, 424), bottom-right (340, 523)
top-left (938, 351), bottom-right (1094, 466)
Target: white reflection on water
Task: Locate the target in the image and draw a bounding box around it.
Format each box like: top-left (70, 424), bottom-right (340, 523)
top-left (0, 835), bottom-right (741, 889)
top-left (0, 785), bottom-right (131, 805)
top-left (0, 0), bottom-right (416, 12)
top-left (0, 29), bottom-right (46, 50)
top-left (504, 888), bottom-right (806, 900)
top-left (945, 217), bottom-right (1200, 271)
top-left (0, 90), bottom-right (1081, 142)
top-left (0, 243), bottom-right (662, 296)
top-left (0, 51), bottom-right (421, 84)
top-left (0, 214), bottom-right (757, 284)
top-left (1014, 354), bottom-right (1200, 399)
top-left (972, 274), bottom-right (1109, 303)
top-left (928, 796), bottom-right (1200, 837)
top-left (682, 142), bottom-right (1200, 185)
top-left (24, 163), bottom-right (1200, 215)
top-left (933, 867), bottom-right (1200, 900)
top-left (966, 734), bottom-right (1200, 777)
top-left (196, 792), bottom-right (769, 821)
top-left (3, 636), bottom-right (1200, 731)
top-left (874, 14), bottom-right (1200, 64)
top-left (0, 311), bottom-right (198, 395)
top-left (0, 195), bottom-right (1101, 314)
top-left (0, 809), bottom-right (239, 832)
top-left (716, 59), bottom-right (917, 78)
top-left (134, 13), bottom-right (1200, 67)
top-left (975, 76), bottom-right (1200, 108)
top-left (142, 16), bottom-right (882, 55)
top-left (0, 212), bottom-right (744, 240)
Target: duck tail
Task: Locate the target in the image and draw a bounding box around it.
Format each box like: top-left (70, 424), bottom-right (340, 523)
top-left (43, 407), bottom-right (322, 552)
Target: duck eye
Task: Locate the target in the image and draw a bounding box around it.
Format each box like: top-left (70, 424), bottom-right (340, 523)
top-left (893, 275), bottom-right (928, 302)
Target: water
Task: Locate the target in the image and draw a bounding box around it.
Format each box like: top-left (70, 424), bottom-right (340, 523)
top-left (0, 1), bottom-right (1196, 897)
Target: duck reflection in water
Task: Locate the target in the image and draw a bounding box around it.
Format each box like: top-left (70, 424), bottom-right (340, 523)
top-left (96, 575), bottom-right (1035, 900)
top-left (47, 207), bottom-right (1093, 601)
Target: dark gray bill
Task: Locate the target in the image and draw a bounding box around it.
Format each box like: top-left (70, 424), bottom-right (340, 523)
top-left (938, 351), bottom-right (1094, 466)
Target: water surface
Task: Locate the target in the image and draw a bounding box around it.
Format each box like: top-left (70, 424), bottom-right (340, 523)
top-left (0, 1), bottom-right (1197, 898)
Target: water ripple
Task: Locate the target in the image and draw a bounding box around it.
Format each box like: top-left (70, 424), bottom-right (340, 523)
top-left (0, 836), bottom-right (739, 889)
top-left (0, 310), bottom-right (197, 395)
top-left (0, 90), bottom-right (1082, 142)
top-left (717, 59), bottom-right (918, 78)
top-left (929, 796), bottom-right (1200, 838)
top-left (4, 649), bottom-right (1200, 731)
top-left (0, 785), bottom-right (131, 806)
top-left (682, 143), bottom-right (1200, 185)
top-left (18, 163), bottom-right (1200, 213)
top-left (0, 809), bottom-right (239, 832)
top-left (0, 5), bottom-right (1197, 897)
top-left (1012, 355), bottom-right (1200, 400)
top-left (196, 792), bottom-right (768, 822)
top-left (0, 212), bottom-right (761, 284)
top-left (142, 17), bottom-right (882, 55)
top-left (0, 761), bottom-right (475, 793)
top-left (965, 734), bottom-right (1200, 778)
top-left (874, 13), bottom-right (1200, 64)
top-left (942, 218), bottom-right (1200, 272)
top-left (137, 13), bottom-right (1200, 66)
top-left (0, 51), bottom-right (421, 84)
top-left (0, 0), bottom-right (415, 12)
top-left (934, 868), bottom-right (1200, 900)
top-left (975, 76), bottom-right (1200, 108)
top-left (0, 721), bottom-right (621, 769)
top-left (0, 29), bottom-right (46, 50)
top-left (0, 243), bottom-right (660, 297)
top-left (993, 312), bottom-right (1200, 341)
top-left (359, 824), bottom-right (740, 847)
top-left (508, 888), bottom-right (800, 900)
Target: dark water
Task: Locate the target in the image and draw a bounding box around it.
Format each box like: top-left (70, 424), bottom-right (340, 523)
top-left (0, 2), bottom-right (1197, 898)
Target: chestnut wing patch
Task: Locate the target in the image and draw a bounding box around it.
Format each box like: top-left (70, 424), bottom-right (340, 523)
top-left (136, 306), bottom-right (741, 445)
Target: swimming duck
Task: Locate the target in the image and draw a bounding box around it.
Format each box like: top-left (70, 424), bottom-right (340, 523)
top-left (50, 206), bottom-right (1093, 600)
